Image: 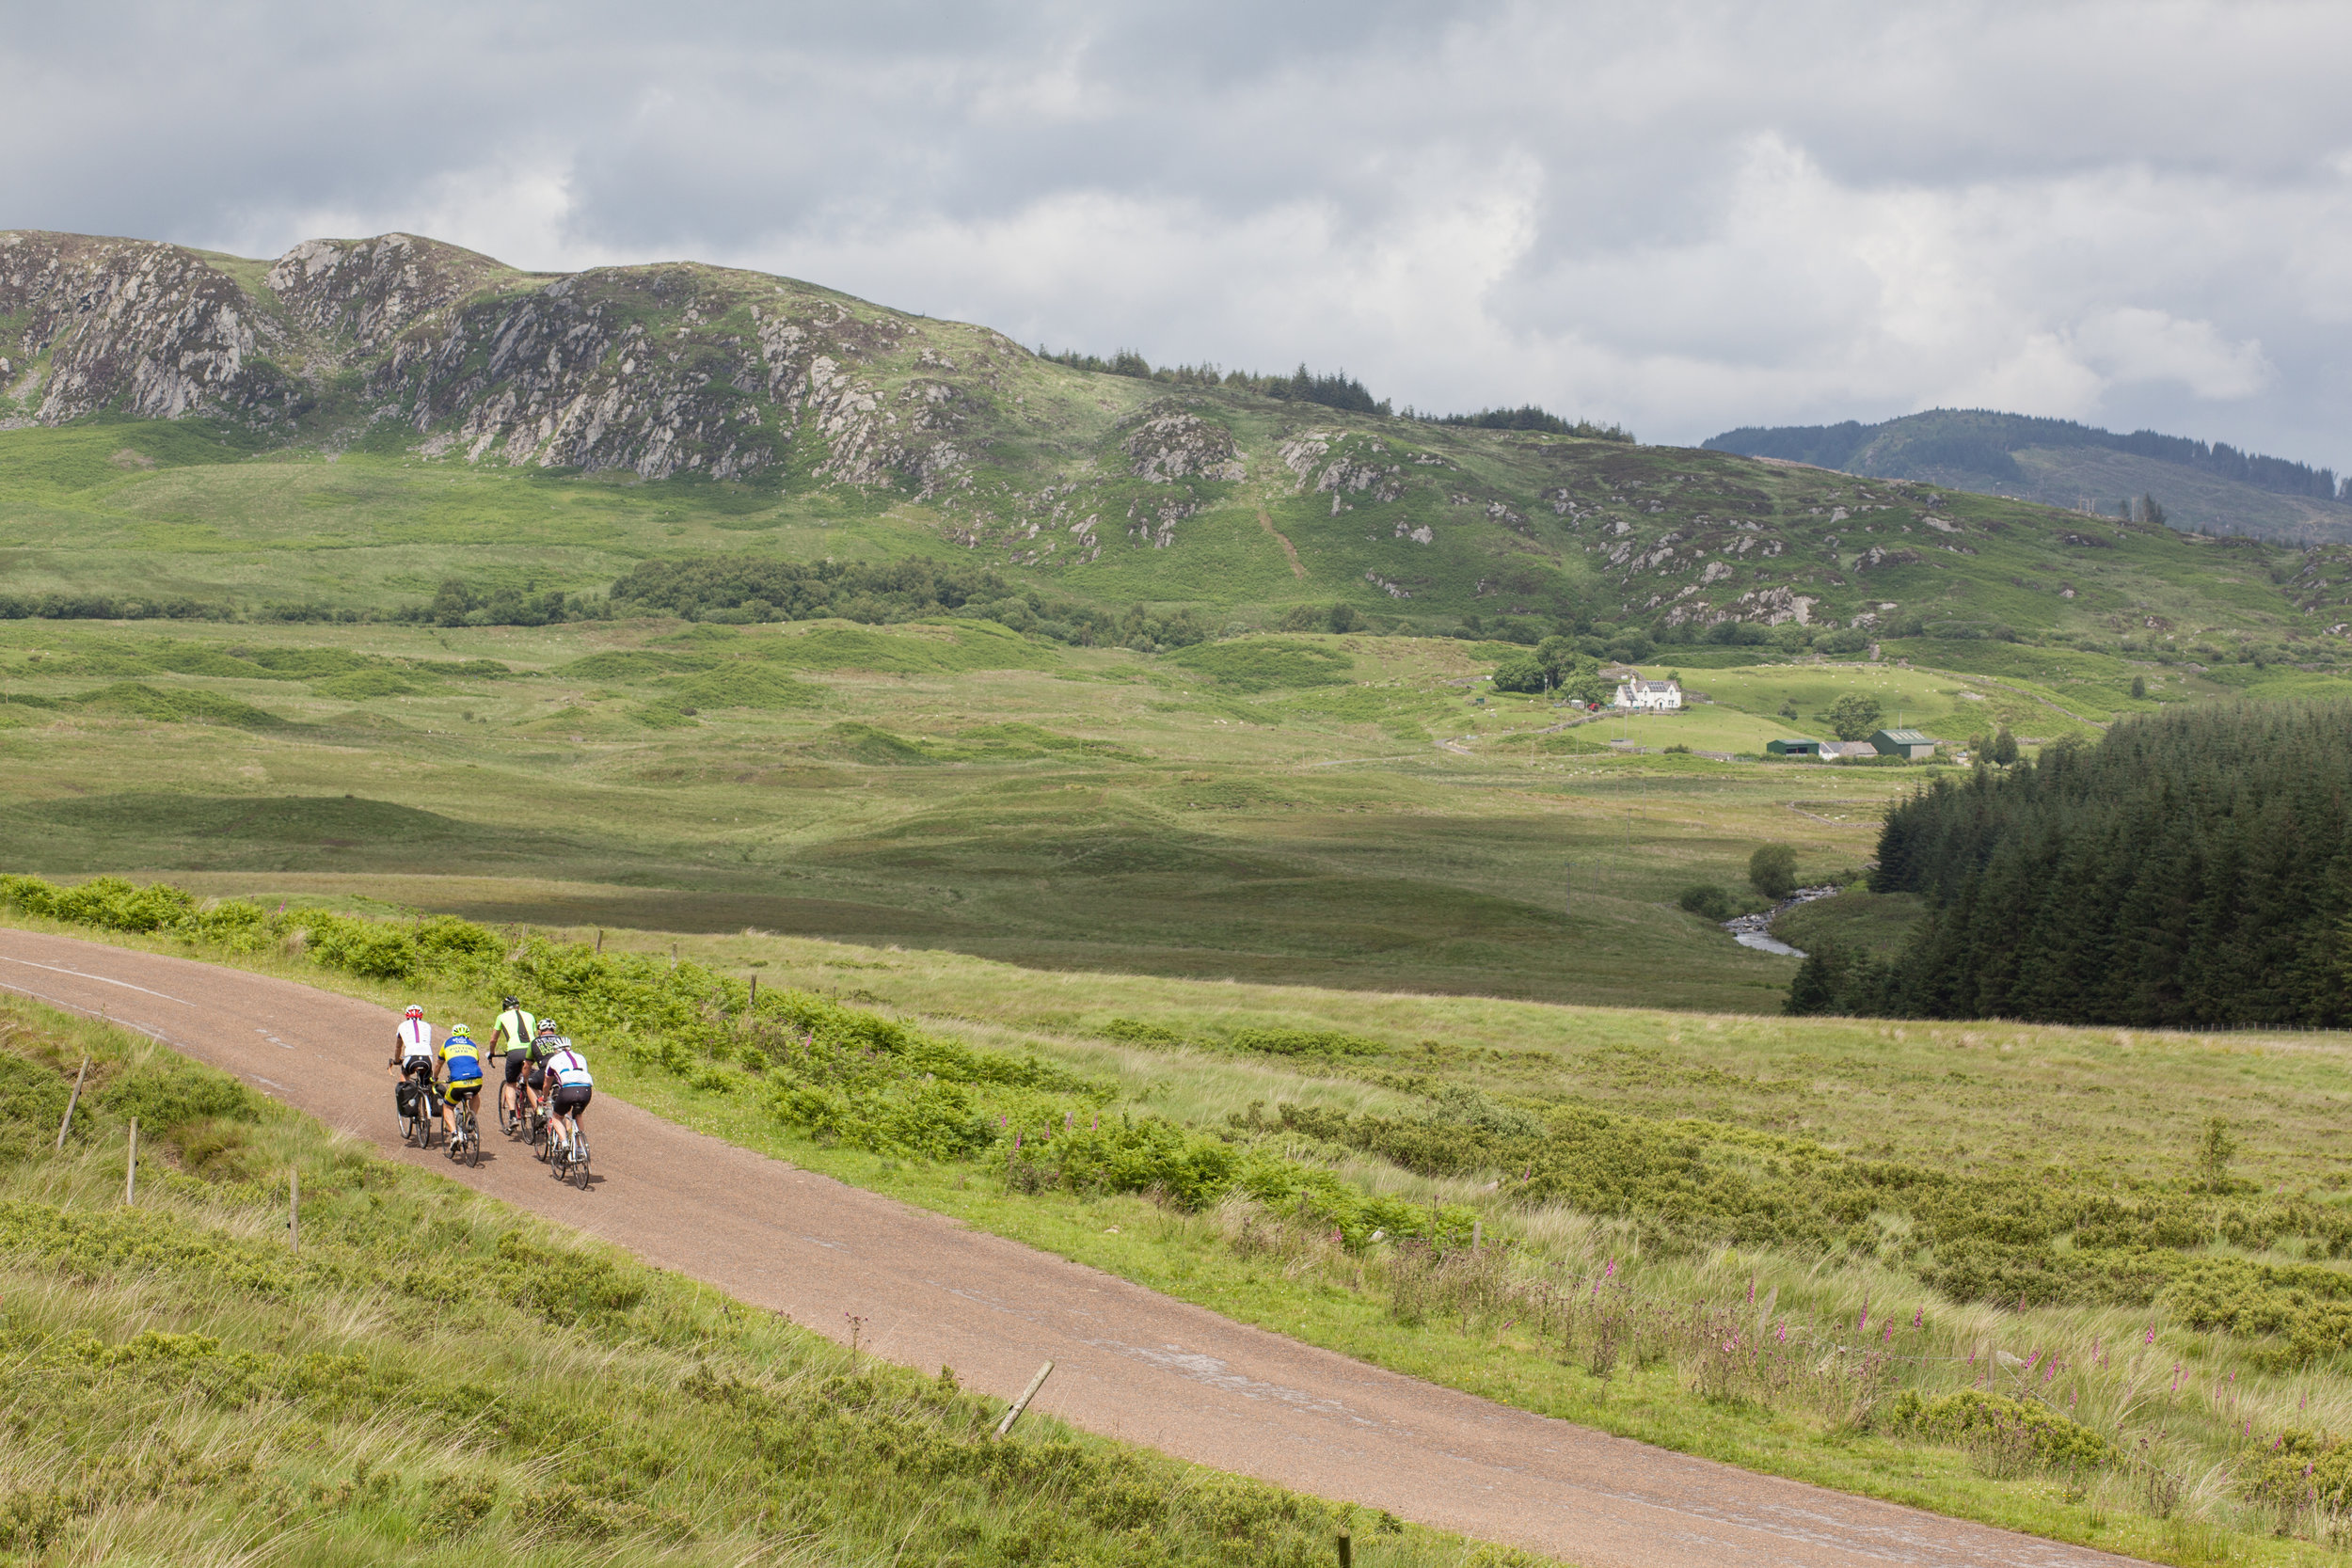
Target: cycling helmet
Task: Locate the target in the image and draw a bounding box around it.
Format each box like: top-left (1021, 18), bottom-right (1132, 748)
top-left (404, 1005), bottom-right (424, 1020)
top-left (502, 996), bottom-right (520, 1009)
top-left (448, 1024), bottom-right (473, 1040)
top-left (535, 1018), bottom-right (560, 1034)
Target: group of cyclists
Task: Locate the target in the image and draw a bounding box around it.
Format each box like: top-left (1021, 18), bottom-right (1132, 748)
top-left (389, 994), bottom-right (594, 1169)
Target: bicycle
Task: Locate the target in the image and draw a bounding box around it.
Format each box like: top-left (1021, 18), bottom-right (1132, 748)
top-left (498, 1084), bottom-right (521, 1141)
top-left (445, 1096), bottom-right (482, 1168)
top-left (548, 1112), bottom-right (590, 1189)
top-left (397, 1072), bottom-right (438, 1149)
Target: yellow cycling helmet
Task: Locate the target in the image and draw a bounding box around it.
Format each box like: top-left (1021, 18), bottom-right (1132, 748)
top-left (448, 1024), bottom-right (473, 1040)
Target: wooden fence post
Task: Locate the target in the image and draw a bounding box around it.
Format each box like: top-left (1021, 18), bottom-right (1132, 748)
top-left (124, 1118), bottom-right (136, 1206)
top-left (1338, 1531), bottom-right (1353, 1567)
top-left (596, 928), bottom-right (604, 954)
top-left (993, 1360), bottom-right (1055, 1439)
top-left (55, 1053), bottom-right (88, 1151)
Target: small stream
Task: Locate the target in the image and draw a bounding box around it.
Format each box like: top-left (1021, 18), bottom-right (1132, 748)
top-left (1721, 884), bottom-right (1843, 958)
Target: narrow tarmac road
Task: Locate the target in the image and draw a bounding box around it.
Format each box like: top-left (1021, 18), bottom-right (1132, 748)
top-left (0, 929), bottom-right (2145, 1568)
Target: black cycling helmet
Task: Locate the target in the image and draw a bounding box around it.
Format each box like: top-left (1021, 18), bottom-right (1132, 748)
top-left (502, 995), bottom-right (520, 1009)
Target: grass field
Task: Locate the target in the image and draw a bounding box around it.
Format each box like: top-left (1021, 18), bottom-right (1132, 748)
top-left (4, 612), bottom-right (2348, 1010)
top-left (0, 993), bottom-right (1520, 1566)
top-left (0, 616), bottom-right (1953, 1012)
top-left (7, 608), bottom-right (2352, 1565)
top-left (19, 883), bottom-right (2352, 1567)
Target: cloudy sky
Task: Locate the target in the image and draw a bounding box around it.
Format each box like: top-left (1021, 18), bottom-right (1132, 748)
top-left (8, 1), bottom-right (2349, 467)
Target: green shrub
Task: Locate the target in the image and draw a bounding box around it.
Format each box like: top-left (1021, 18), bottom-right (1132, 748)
top-left (1054, 1116), bottom-right (1237, 1210)
top-left (1226, 1027), bottom-right (1385, 1060)
top-left (1749, 844), bottom-right (1799, 900)
top-left (1886, 1389), bottom-right (2107, 1469)
top-left (1678, 884), bottom-right (1732, 920)
top-left (94, 1056), bottom-right (260, 1134)
top-left (1102, 1017), bottom-right (1184, 1045)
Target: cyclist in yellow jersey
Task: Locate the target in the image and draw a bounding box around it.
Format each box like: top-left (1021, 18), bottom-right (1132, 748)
top-left (493, 996), bottom-right (537, 1123)
top-left (436, 1025), bottom-right (487, 1147)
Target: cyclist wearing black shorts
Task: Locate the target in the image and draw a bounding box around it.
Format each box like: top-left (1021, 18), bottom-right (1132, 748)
top-left (437, 1025), bottom-right (488, 1148)
top-left (389, 1005), bottom-right (437, 1119)
top-left (493, 996), bottom-right (537, 1121)
top-left (543, 1040), bottom-right (593, 1155)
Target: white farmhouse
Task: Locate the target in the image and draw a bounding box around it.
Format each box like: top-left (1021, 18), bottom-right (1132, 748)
top-left (1613, 675), bottom-right (1683, 711)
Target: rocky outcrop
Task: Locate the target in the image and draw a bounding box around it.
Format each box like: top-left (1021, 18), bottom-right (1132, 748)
top-left (1122, 406), bottom-right (1244, 483)
top-left (0, 231), bottom-right (296, 424)
top-left (0, 230), bottom-right (988, 491)
top-left (1279, 431), bottom-right (1404, 512)
top-left (264, 233), bottom-right (505, 360)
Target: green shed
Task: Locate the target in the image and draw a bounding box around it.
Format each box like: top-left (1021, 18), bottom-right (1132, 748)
top-left (1870, 727), bottom-right (1939, 759)
top-left (1766, 737), bottom-right (1823, 755)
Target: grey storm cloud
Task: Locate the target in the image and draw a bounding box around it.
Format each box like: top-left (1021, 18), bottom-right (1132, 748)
top-left (4, 0), bottom-right (2350, 467)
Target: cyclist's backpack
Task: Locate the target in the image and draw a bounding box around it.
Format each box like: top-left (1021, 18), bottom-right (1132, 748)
top-left (395, 1082), bottom-right (420, 1117)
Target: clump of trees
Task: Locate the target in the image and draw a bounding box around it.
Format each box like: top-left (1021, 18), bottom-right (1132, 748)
top-left (1038, 349), bottom-right (1391, 414)
top-left (1032, 345), bottom-right (1633, 436)
top-left (1489, 636), bottom-right (1613, 702)
top-left (1788, 702), bottom-right (2352, 1027)
top-left (1749, 844), bottom-right (1800, 900)
top-left (1404, 405), bottom-right (1634, 442)
top-left (1825, 692), bottom-right (1883, 740)
top-left (608, 556), bottom-right (1207, 650)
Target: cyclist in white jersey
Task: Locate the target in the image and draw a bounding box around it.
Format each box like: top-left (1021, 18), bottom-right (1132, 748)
top-left (389, 1005), bottom-right (437, 1121)
top-left (544, 1042), bottom-right (593, 1156)
top-left (389, 1005), bottom-right (435, 1081)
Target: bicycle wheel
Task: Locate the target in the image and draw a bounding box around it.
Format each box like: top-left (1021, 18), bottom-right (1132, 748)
top-left (569, 1137), bottom-right (590, 1189)
top-left (498, 1094), bottom-right (517, 1139)
top-left (463, 1109), bottom-right (481, 1167)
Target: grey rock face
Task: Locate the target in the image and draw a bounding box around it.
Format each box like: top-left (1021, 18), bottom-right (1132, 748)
top-left (0, 230), bottom-right (984, 492)
top-left (0, 231), bottom-right (295, 423)
top-left (1122, 406), bottom-right (1245, 483)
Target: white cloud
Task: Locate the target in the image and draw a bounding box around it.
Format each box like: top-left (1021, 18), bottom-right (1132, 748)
top-left (2069, 309), bottom-right (2272, 400)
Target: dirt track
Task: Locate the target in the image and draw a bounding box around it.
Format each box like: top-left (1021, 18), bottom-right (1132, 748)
top-left (0, 929), bottom-right (2145, 1568)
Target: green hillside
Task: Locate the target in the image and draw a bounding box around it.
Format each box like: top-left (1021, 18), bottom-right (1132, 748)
top-left (1706, 408), bottom-right (2352, 545)
top-left (4, 231), bottom-right (2351, 663)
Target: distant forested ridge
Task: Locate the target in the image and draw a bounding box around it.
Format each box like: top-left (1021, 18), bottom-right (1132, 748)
top-left (1708, 410), bottom-right (2347, 503)
top-left (1788, 705), bottom-right (2352, 1027)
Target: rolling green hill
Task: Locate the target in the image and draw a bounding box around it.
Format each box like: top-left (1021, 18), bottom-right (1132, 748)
top-left (5, 230), bottom-right (2351, 661)
top-left (1705, 408), bottom-right (2352, 545)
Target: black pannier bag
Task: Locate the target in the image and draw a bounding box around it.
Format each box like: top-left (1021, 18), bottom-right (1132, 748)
top-left (395, 1082), bottom-right (421, 1118)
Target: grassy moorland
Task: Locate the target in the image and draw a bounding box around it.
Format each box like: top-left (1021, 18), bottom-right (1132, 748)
top-left (13, 877), bottom-right (2352, 1567)
top-left (1, 612), bottom-right (2346, 1006)
top-left (0, 992), bottom-right (1520, 1567)
top-left (0, 615), bottom-right (1935, 1009)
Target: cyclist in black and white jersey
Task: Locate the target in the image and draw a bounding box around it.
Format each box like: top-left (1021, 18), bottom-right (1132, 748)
top-left (543, 1039), bottom-right (593, 1157)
